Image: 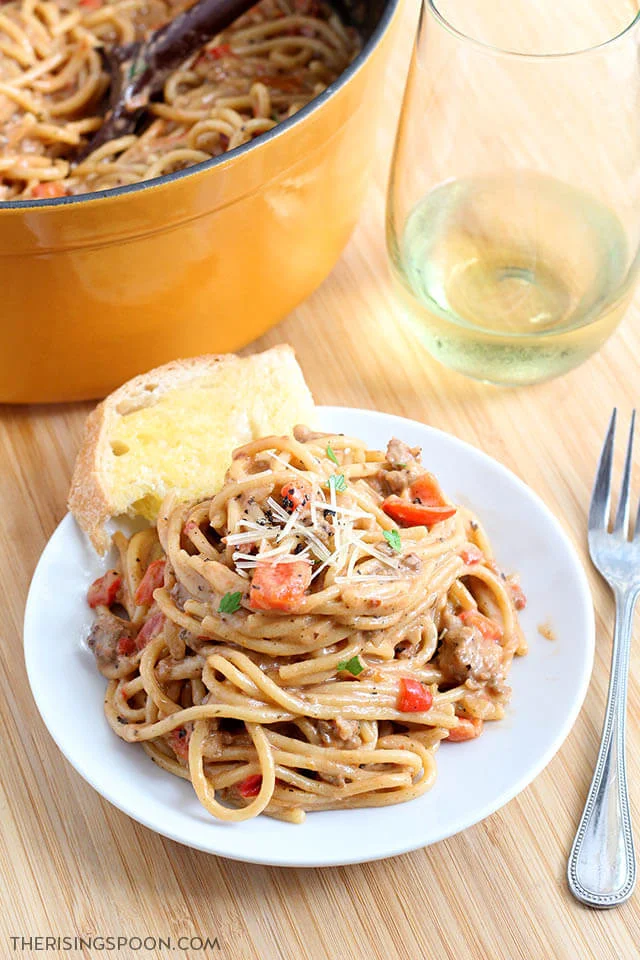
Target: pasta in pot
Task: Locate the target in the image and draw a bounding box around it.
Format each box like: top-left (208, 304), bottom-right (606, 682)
top-left (86, 428), bottom-right (527, 824)
top-left (0, 0), bottom-right (359, 200)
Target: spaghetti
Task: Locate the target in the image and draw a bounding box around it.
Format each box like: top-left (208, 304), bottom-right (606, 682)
top-left (86, 428), bottom-right (527, 823)
top-left (0, 0), bottom-right (359, 199)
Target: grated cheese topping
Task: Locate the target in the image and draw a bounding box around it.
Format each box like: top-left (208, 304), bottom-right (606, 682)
top-left (222, 469), bottom-right (409, 584)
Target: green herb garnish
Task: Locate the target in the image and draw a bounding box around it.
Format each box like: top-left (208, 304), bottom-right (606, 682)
top-left (328, 473), bottom-right (347, 494)
top-left (383, 529), bottom-right (402, 553)
top-left (218, 591), bottom-right (242, 614)
top-left (127, 58), bottom-right (147, 82)
top-left (337, 655), bottom-right (364, 676)
top-left (326, 444), bottom-right (339, 466)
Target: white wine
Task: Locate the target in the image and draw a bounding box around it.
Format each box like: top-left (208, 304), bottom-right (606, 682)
top-left (388, 172), bottom-right (633, 384)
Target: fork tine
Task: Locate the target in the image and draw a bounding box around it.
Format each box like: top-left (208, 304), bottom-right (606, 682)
top-left (589, 409), bottom-right (617, 532)
top-left (613, 410), bottom-right (635, 538)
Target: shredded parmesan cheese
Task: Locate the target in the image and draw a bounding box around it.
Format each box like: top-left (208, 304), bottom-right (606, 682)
top-left (228, 472), bottom-right (410, 584)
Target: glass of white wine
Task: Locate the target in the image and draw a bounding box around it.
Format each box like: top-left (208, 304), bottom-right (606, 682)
top-left (387, 0), bottom-right (640, 385)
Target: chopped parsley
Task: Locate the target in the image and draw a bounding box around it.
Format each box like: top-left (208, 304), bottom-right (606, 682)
top-left (326, 444), bottom-right (340, 466)
top-left (218, 591), bottom-right (242, 614)
top-left (328, 473), bottom-right (347, 494)
top-left (127, 58), bottom-right (147, 82)
top-left (337, 655), bottom-right (364, 676)
top-left (383, 529), bottom-right (402, 553)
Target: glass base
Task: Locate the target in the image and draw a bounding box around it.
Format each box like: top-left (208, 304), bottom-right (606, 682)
top-left (417, 329), bottom-right (599, 386)
top-left (389, 272), bottom-right (631, 387)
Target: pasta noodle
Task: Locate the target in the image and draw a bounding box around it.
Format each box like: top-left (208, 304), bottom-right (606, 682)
top-left (86, 427), bottom-right (527, 823)
top-left (0, 0), bottom-right (359, 199)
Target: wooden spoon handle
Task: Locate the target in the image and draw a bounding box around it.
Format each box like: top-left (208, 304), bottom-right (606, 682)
top-left (140, 0), bottom-right (254, 86)
top-left (81, 0), bottom-right (256, 157)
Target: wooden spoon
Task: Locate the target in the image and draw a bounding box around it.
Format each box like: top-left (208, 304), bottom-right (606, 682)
top-left (82, 0), bottom-right (258, 157)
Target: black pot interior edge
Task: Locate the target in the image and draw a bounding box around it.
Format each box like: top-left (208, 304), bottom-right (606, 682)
top-left (335, 0), bottom-right (391, 38)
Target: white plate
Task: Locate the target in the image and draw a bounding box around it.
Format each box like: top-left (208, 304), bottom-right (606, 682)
top-left (24, 406), bottom-right (594, 866)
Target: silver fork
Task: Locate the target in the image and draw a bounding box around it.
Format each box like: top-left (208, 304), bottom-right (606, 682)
top-left (567, 409), bottom-right (637, 908)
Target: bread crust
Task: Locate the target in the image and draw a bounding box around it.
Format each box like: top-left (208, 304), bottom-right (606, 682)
top-left (67, 346), bottom-right (313, 554)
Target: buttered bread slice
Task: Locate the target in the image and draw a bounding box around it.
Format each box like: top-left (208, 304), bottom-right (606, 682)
top-left (68, 346), bottom-right (315, 553)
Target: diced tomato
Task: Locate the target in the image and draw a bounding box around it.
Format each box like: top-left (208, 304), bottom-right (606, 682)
top-left (382, 496), bottom-right (456, 528)
top-left (134, 558), bottom-right (166, 607)
top-left (459, 610), bottom-right (503, 642)
top-left (409, 473), bottom-right (447, 507)
top-left (204, 43), bottom-right (232, 59)
top-left (168, 726), bottom-right (191, 761)
top-left (238, 774), bottom-right (262, 798)
top-left (509, 580), bottom-right (527, 611)
top-left (447, 717), bottom-right (484, 742)
top-left (195, 44), bottom-right (235, 67)
top-left (31, 181), bottom-right (67, 199)
top-left (136, 610), bottom-right (166, 650)
top-left (397, 677), bottom-right (434, 713)
top-left (382, 472), bottom-right (456, 526)
top-left (280, 479), bottom-right (313, 512)
top-left (460, 545), bottom-right (484, 565)
top-left (116, 634), bottom-right (137, 657)
top-left (249, 560), bottom-right (312, 612)
top-left (87, 569), bottom-right (121, 608)
top-left (79, 0), bottom-right (102, 8)
top-left (261, 74), bottom-right (304, 92)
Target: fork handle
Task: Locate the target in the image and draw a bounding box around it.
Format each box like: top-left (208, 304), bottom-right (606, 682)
top-left (567, 587), bottom-right (637, 907)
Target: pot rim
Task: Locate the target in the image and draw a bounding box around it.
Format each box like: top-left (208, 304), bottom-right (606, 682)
top-left (5, 0), bottom-right (400, 212)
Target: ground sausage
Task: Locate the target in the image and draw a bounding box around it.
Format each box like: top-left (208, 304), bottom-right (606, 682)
top-left (87, 609), bottom-right (137, 678)
top-left (317, 718), bottom-right (362, 750)
top-left (386, 438), bottom-right (420, 467)
top-left (375, 438), bottom-right (424, 496)
top-left (437, 612), bottom-right (505, 686)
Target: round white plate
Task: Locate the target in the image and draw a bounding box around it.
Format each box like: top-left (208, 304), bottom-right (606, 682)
top-left (24, 406), bottom-right (594, 866)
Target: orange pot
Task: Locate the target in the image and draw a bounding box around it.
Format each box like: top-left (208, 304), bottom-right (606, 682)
top-left (0, 0), bottom-right (402, 403)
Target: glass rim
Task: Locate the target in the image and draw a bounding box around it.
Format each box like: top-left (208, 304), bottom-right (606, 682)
top-left (426, 0), bottom-right (640, 59)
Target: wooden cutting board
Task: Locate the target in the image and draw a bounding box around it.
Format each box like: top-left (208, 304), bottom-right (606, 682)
top-left (1, 1), bottom-right (640, 957)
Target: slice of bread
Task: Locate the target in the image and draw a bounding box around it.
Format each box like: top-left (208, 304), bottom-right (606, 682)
top-left (68, 346), bottom-right (315, 553)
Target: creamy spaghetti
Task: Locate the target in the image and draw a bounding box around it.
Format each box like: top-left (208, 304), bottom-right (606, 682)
top-left (86, 428), bottom-right (527, 823)
top-left (0, 0), bottom-right (359, 199)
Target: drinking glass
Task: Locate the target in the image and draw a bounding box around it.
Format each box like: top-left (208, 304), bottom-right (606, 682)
top-left (386, 0), bottom-right (640, 385)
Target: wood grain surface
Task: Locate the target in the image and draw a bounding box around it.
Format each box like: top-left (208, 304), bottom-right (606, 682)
top-left (2, 2), bottom-right (640, 958)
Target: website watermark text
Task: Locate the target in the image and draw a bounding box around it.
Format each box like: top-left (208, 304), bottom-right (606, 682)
top-left (9, 935), bottom-right (221, 952)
